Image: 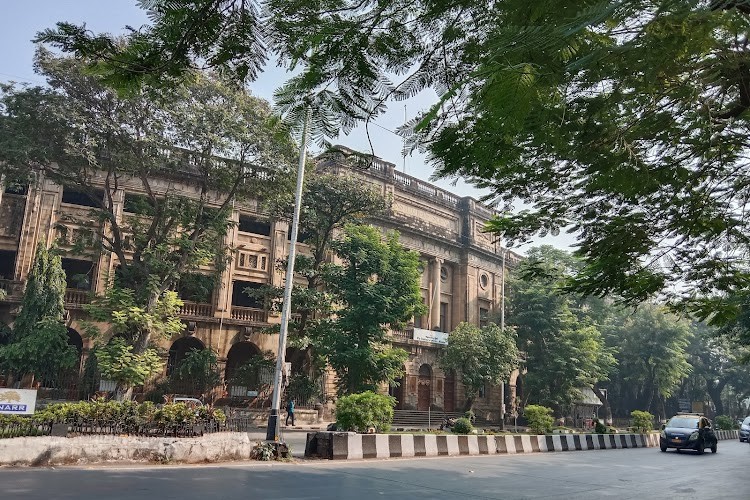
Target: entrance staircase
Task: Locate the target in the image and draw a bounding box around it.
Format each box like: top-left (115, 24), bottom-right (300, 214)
top-left (392, 410), bottom-right (494, 429)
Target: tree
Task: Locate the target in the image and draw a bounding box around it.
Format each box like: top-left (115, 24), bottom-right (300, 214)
top-left (318, 225), bottom-right (425, 395)
top-left (38, 1), bottom-right (750, 335)
top-left (603, 305), bottom-right (693, 420)
top-left (0, 52), bottom-right (296, 397)
top-left (11, 241), bottom-right (66, 342)
top-left (509, 247), bottom-right (615, 412)
top-left (248, 173), bottom-right (388, 376)
top-left (686, 323), bottom-right (750, 417)
top-left (440, 322), bottom-right (519, 411)
top-left (0, 242), bottom-right (77, 386)
top-left (93, 337), bottom-right (163, 400)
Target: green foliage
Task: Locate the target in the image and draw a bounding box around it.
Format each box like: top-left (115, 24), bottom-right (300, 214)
top-left (40, 0), bottom-right (750, 339)
top-left (604, 305), bottom-right (692, 416)
top-left (0, 319), bottom-right (78, 384)
top-left (171, 348), bottom-right (222, 395)
top-left (451, 417), bottom-right (474, 435)
top-left (228, 352), bottom-right (275, 387)
top-left (686, 323), bottom-right (750, 417)
top-left (11, 241), bottom-right (66, 341)
top-left (0, 51), bottom-right (296, 398)
top-left (251, 441), bottom-right (277, 461)
top-left (239, 174), bottom-right (392, 384)
top-left (86, 288), bottom-right (185, 344)
top-left (510, 247), bottom-right (615, 410)
top-left (440, 322), bottom-right (519, 410)
top-left (93, 337), bottom-right (163, 391)
top-left (714, 415), bottom-right (735, 431)
top-left (524, 405), bottom-right (554, 435)
top-left (630, 411), bottom-right (654, 433)
top-left (335, 391), bottom-right (395, 433)
top-left (318, 225), bottom-right (424, 395)
top-left (0, 400), bottom-right (227, 439)
top-left (285, 374), bottom-right (321, 404)
top-left (0, 242), bottom-right (76, 383)
top-left (594, 419), bottom-right (607, 434)
top-left (177, 273), bottom-right (217, 303)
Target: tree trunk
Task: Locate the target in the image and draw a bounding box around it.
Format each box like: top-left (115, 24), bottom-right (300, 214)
top-left (463, 396), bottom-right (475, 412)
top-left (705, 379), bottom-right (727, 416)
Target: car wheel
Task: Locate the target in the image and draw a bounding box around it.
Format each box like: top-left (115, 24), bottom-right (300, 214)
top-left (660, 444), bottom-right (667, 452)
top-left (711, 443), bottom-right (717, 453)
top-left (696, 441), bottom-right (705, 455)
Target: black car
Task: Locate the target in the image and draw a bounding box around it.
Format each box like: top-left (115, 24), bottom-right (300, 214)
top-left (660, 414), bottom-right (717, 454)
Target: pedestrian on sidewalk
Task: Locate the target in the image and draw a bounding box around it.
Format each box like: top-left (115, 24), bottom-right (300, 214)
top-left (286, 399), bottom-right (295, 426)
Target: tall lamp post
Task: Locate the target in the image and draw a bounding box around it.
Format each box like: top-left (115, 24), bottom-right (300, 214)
top-left (499, 247), bottom-right (506, 429)
top-left (266, 106), bottom-right (311, 442)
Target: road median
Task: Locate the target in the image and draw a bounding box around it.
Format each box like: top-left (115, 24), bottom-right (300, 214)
top-left (305, 430), bottom-right (739, 460)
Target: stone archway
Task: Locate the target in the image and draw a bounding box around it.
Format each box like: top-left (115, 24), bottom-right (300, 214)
top-left (389, 366), bottom-right (407, 410)
top-left (166, 336), bottom-right (205, 376)
top-left (225, 341), bottom-right (261, 384)
top-left (285, 347), bottom-right (307, 376)
top-left (417, 364), bottom-right (432, 411)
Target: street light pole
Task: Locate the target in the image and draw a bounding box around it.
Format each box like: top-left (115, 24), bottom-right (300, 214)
top-left (499, 247), bottom-right (506, 429)
top-left (266, 106), bottom-right (311, 442)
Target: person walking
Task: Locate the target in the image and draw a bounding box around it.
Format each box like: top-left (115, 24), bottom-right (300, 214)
top-left (285, 399), bottom-right (295, 426)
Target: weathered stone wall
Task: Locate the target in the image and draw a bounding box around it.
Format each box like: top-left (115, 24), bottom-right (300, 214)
top-left (0, 432), bottom-right (256, 466)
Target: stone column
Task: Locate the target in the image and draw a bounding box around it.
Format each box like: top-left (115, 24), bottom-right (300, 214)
top-left (215, 209), bottom-right (239, 319)
top-left (431, 257), bottom-right (442, 329)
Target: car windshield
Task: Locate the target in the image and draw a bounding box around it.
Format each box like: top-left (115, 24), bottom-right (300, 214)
top-left (744, 417), bottom-right (750, 425)
top-left (668, 417), bottom-right (699, 429)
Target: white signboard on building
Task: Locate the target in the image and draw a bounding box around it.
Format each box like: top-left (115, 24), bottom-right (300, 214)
top-left (412, 328), bottom-right (449, 345)
top-left (0, 388), bottom-right (37, 415)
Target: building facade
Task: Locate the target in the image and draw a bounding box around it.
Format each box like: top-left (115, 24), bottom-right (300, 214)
top-left (0, 147), bottom-right (520, 421)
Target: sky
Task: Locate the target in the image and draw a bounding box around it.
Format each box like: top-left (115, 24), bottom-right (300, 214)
top-left (0, 1), bottom-right (574, 252)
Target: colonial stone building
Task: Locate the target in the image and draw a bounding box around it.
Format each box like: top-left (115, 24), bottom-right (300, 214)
top-left (0, 146), bottom-right (520, 422)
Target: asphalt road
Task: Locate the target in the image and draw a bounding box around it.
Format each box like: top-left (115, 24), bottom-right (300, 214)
top-left (3, 439), bottom-right (749, 499)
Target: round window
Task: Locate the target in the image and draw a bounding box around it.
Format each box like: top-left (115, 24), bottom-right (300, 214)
top-left (479, 273), bottom-right (489, 289)
top-left (440, 266), bottom-right (448, 282)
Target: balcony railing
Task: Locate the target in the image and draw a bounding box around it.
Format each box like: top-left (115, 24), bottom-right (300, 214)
top-left (64, 289), bottom-right (91, 308)
top-left (391, 328), bottom-right (414, 342)
top-left (230, 306), bottom-right (267, 323)
top-left (178, 301), bottom-right (214, 318)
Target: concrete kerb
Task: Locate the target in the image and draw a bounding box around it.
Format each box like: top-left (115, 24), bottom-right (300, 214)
top-left (305, 430), bottom-right (740, 460)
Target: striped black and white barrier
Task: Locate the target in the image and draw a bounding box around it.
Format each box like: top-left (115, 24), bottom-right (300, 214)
top-left (715, 430), bottom-right (739, 440)
top-left (305, 430), bottom-right (738, 460)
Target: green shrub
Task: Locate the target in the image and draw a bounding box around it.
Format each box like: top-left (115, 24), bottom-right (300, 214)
top-left (524, 405), bottom-right (554, 434)
top-left (335, 391), bottom-right (395, 433)
top-left (631, 410), bottom-right (654, 433)
top-left (594, 419), bottom-right (607, 434)
top-left (251, 441), bottom-right (276, 461)
top-left (452, 417), bottom-right (474, 434)
top-left (714, 415), bottom-right (735, 430)
top-left (0, 400), bottom-right (229, 439)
